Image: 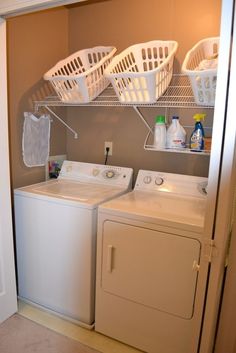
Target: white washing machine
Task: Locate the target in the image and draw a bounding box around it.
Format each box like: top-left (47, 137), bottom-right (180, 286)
top-left (95, 170), bottom-right (208, 352)
top-left (14, 160), bottom-right (133, 329)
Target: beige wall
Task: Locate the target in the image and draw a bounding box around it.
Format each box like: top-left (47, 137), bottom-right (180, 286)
top-left (7, 0), bottom-right (222, 188)
top-left (66, 0), bottom-right (221, 178)
top-left (7, 7), bottom-right (69, 188)
top-left (68, 0), bottom-right (221, 65)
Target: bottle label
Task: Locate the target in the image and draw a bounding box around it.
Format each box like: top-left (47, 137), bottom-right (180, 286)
top-left (190, 131), bottom-right (204, 150)
top-left (154, 125), bottom-right (166, 148)
top-left (170, 139), bottom-right (186, 148)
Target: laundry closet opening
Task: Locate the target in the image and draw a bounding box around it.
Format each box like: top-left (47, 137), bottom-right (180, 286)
top-left (6, 1), bottom-right (230, 353)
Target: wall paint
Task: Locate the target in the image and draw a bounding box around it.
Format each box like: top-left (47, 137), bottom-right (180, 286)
top-left (7, 0), bottom-right (221, 188)
top-left (7, 7), bottom-right (69, 188)
top-left (66, 0), bottom-right (221, 177)
top-left (66, 106), bottom-right (211, 180)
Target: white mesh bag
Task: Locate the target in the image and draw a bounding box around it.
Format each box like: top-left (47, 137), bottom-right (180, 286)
top-left (22, 112), bottom-right (51, 167)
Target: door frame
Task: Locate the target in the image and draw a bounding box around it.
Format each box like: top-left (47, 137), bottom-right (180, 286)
top-left (0, 0), bottom-right (86, 17)
top-left (200, 0), bottom-right (236, 352)
top-left (1, 1), bottom-right (236, 351)
top-left (0, 17), bottom-right (17, 323)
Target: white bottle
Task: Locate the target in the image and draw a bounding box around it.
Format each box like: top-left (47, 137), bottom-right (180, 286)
top-left (166, 116), bottom-right (186, 149)
top-left (154, 115), bottom-right (166, 149)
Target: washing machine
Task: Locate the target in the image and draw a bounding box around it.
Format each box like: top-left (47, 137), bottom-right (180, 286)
top-left (95, 169), bottom-right (208, 352)
top-left (14, 160), bottom-right (133, 328)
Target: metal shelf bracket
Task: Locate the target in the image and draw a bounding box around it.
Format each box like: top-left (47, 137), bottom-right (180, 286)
top-left (133, 106), bottom-right (154, 135)
top-left (44, 106), bottom-right (78, 139)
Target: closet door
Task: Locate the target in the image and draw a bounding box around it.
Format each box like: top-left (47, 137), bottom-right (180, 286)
top-left (0, 18), bottom-right (17, 323)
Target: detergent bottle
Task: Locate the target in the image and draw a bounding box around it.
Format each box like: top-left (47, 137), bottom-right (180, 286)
top-left (190, 113), bottom-right (206, 151)
top-left (166, 116), bottom-right (186, 149)
top-left (153, 115), bottom-right (166, 149)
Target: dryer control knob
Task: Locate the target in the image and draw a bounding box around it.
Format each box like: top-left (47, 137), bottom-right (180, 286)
top-left (155, 177), bottom-right (164, 186)
top-left (143, 176), bottom-right (152, 184)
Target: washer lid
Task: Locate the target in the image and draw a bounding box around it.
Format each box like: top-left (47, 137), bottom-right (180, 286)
top-left (14, 179), bottom-right (127, 209)
top-left (99, 190), bottom-right (206, 233)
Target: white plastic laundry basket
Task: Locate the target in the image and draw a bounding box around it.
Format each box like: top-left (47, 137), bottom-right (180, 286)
top-left (104, 40), bottom-right (178, 104)
top-left (182, 37), bottom-right (219, 106)
top-left (44, 46), bottom-right (117, 103)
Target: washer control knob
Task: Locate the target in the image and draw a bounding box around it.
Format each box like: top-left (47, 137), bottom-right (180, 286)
top-left (143, 176), bottom-right (152, 184)
top-left (155, 177), bottom-right (164, 186)
top-left (106, 170), bottom-right (115, 179)
top-left (92, 168), bottom-right (100, 176)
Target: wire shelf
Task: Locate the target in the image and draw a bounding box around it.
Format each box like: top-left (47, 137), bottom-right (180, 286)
top-left (34, 75), bottom-right (215, 109)
top-left (144, 130), bottom-right (211, 156)
top-left (34, 74), bottom-right (213, 151)
top-left (144, 144), bottom-right (211, 155)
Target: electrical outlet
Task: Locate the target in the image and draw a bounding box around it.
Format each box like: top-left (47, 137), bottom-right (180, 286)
top-left (104, 141), bottom-right (113, 156)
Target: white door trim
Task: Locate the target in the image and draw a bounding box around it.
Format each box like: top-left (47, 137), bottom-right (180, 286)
top-left (200, 0), bottom-right (236, 352)
top-left (0, 17), bottom-right (17, 323)
top-left (0, 0), bottom-right (87, 17)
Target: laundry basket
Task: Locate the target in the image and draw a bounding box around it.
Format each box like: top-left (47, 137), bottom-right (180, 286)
top-left (44, 46), bottom-right (117, 103)
top-left (104, 40), bottom-right (178, 104)
top-left (182, 37), bottom-right (219, 106)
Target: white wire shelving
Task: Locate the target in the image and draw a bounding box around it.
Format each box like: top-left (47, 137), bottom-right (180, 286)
top-left (35, 75), bottom-right (214, 109)
top-left (143, 130), bottom-right (211, 155)
top-left (34, 74), bottom-right (214, 154)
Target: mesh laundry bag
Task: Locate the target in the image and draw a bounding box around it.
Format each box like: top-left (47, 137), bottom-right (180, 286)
top-left (22, 112), bottom-right (51, 167)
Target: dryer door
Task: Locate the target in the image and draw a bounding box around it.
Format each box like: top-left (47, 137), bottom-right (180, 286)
top-left (101, 221), bottom-right (201, 319)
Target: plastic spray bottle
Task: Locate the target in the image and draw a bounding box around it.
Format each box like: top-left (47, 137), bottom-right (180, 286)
top-left (166, 116), bottom-right (186, 149)
top-left (190, 113), bottom-right (206, 151)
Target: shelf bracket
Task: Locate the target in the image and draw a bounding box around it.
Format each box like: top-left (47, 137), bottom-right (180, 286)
top-left (133, 105), bottom-right (153, 135)
top-left (44, 106), bottom-right (78, 139)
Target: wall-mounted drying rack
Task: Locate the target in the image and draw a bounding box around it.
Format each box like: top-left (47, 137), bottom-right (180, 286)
top-left (34, 75), bottom-right (214, 151)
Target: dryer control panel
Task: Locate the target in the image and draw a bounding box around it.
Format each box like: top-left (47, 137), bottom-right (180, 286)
top-left (135, 170), bottom-right (208, 198)
top-left (59, 160), bottom-right (133, 188)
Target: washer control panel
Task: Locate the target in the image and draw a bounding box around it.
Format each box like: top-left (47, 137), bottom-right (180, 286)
top-left (135, 170), bottom-right (208, 197)
top-left (59, 160), bottom-right (133, 188)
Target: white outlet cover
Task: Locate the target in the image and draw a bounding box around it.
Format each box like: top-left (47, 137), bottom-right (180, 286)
top-left (104, 142), bottom-right (113, 156)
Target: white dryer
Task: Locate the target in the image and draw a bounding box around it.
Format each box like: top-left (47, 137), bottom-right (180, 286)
top-left (95, 170), bottom-right (208, 353)
top-left (14, 161), bottom-right (133, 329)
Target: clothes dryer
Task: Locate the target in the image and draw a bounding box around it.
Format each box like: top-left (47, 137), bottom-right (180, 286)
top-left (14, 161), bottom-right (133, 328)
top-left (95, 170), bottom-right (208, 352)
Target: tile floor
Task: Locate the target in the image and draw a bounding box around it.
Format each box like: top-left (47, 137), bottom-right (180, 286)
top-left (18, 300), bottom-right (143, 353)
